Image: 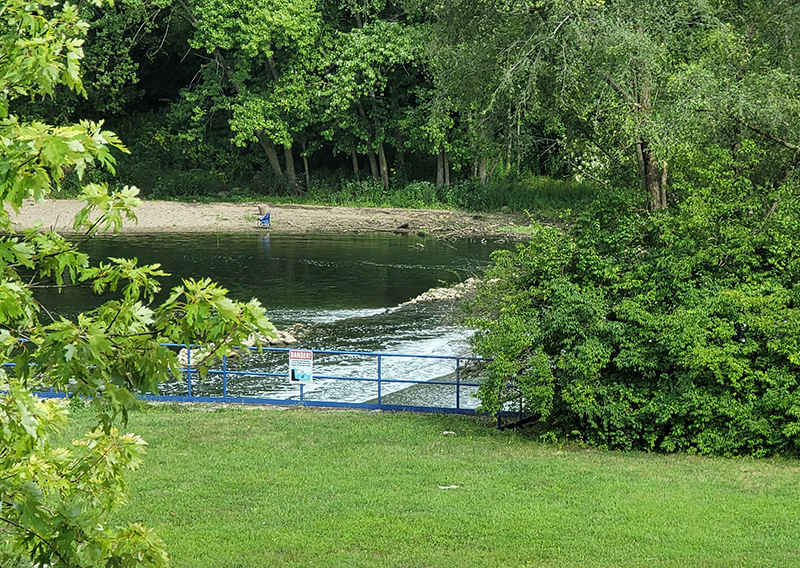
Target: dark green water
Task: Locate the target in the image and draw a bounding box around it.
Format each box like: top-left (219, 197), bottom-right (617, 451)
top-left (37, 232), bottom-right (508, 403)
top-left (41, 232), bottom-right (504, 321)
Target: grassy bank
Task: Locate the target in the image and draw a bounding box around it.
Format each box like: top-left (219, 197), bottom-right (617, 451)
top-left (71, 405), bottom-right (799, 567)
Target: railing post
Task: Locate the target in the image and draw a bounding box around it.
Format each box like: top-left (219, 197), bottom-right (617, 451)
top-left (222, 354), bottom-right (228, 399)
top-left (377, 355), bottom-right (382, 407)
top-left (455, 358), bottom-right (461, 410)
top-left (187, 345), bottom-right (192, 397)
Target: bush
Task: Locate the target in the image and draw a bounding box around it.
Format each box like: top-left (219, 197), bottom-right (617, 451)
top-left (303, 178), bottom-right (443, 209)
top-left (440, 175), bottom-right (600, 214)
top-left (394, 181), bottom-right (438, 208)
top-left (469, 150), bottom-right (800, 456)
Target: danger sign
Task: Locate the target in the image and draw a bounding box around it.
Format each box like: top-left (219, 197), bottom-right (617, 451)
top-left (289, 349), bottom-right (313, 383)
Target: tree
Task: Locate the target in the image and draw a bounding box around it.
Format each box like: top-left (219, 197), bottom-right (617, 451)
top-left (427, 0), bottom-right (550, 185)
top-left (429, 0), bottom-right (721, 206)
top-left (430, 0), bottom-right (800, 208)
top-left (171, 0), bottom-right (322, 194)
top-left (461, 0), bottom-right (800, 454)
top-left (0, 1), bottom-right (275, 565)
top-left (318, 13), bottom-right (427, 189)
top-left (668, 0), bottom-right (800, 197)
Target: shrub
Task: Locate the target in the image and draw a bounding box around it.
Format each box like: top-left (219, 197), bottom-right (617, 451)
top-left (394, 181), bottom-right (438, 208)
top-left (440, 175), bottom-right (601, 214)
top-left (469, 151), bottom-right (800, 456)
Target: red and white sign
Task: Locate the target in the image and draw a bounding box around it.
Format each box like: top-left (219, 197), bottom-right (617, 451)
top-left (289, 350), bottom-right (313, 383)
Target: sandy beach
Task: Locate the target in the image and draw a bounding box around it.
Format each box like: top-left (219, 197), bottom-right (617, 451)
top-left (6, 198), bottom-right (531, 239)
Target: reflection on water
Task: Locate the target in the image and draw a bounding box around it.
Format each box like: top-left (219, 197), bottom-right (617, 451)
top-left (35, 232), bottom-right (507, 404)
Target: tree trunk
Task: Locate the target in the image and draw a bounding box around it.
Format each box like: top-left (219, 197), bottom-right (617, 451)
top-left (301, 141), bottom-right (311, 191)
top-left (436, 147), bottom-right (450, 187)
top-left (394, 131), bottom-right (406, 171)
top-left (636, 141), bottom-right (647, 195)
top-left (372, 100), bottom-right (389, 190)
top-left (506, 120), bottom-right (513, 173)
top-left (489, 153), bottom-right (502, 180)
top-left (637, 141), bottom-right (667, 211)
top-left (516, 112), bottom-right (522, 170)
top-left (351, 145), bottom-right (360, 181)
top-left (356, 102), bottom-right (380, 181)
top-left (365, 93), bottom-right (389, 190)
top-left (479, 156), bottom-right (488, 186)
top-left (367, 151), bottom-right (379, 180)
top-left (258, 134), bottom-right (284, 183)
top-left (283, 145), bottom-right (302, 195)
top-left (377, 141), bottom-right (390, 190)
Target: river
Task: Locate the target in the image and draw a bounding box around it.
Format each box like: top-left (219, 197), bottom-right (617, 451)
top-left (35, 232), bottom-right (510, 404)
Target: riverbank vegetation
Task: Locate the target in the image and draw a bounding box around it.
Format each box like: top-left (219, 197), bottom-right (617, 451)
top-left (61, 404), bottom-right (796, 568)
top-left (456, 1), bottom-right (800, 458)
top-left (30, 1), bottom-right (796, 214)
top-left (469, 184), bottom-right (800, 457)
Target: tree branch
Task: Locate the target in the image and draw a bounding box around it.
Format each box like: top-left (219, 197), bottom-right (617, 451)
top-left (736, 118), bottom-right (800, 152)
top-left (0, 514), bottom-right (70, 566)
top-left (568, 160), bottom-right (612, 191)
top-left (70, 436), bottom-right (123, 482)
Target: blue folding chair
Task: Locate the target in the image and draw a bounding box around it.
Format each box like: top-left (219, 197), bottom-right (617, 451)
top-left (258, 211), bottom-right (270, 227)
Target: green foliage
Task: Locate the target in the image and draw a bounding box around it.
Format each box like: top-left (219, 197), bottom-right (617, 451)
top-left (439, 175), bottom-right (600, 214)
top-left (105, 109), bottom-right (271, 198)
top-left (470, 148), bottom-right (800, 456)
top-left (301, 178), bottom-right (436, 208)
top-left (9, 0), bottom-right (800, 203)
top-left (0, 0), bottom-right (91, 114)
top-left (1, 1), bottom-right (275, 565)
top-left (430, 0), bottom-right (800, 209)
top-left (0, 381), bottom-right (169, 568)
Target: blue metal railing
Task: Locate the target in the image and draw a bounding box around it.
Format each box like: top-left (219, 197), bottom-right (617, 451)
top-left (14, 345), bottom-right (487, 415)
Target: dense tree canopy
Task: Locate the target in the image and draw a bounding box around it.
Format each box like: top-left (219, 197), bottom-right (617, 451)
top-left (454, 0), bottom-right (800, 455)
top-left (19, 0), bottom-right (791, 210)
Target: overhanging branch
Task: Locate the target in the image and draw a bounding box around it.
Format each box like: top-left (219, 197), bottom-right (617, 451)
top-left (737, 118), bottom-right (800, 152)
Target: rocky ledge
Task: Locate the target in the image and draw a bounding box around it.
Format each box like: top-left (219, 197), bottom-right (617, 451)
top-left (398, 277), bottom-right (484, 307)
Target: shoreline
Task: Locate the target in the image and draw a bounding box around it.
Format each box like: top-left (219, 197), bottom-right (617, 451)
top-left (6, 198), bottom-right (533, 240)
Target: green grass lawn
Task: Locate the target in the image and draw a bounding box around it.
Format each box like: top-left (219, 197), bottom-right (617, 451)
top-left (72, 405), bottom-right (800, 567)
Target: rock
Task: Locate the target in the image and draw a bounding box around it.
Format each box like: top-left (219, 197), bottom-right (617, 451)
top-left (177, 324), bottom-right (309, 367)
top-left (398, 277), bottom-right (483, 307)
